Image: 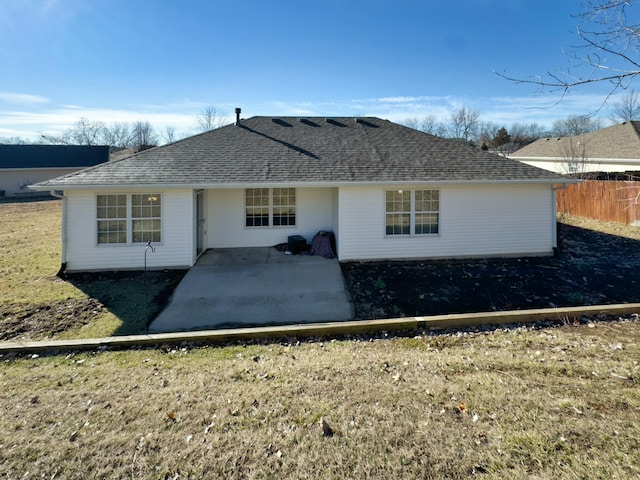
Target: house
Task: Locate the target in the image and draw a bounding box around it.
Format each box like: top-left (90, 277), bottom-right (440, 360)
top-left (0, 144), bottom-right (109, 198)
top-left (30, 113), bottom-right (574, 272)
top-left (510, 122), bottom-right (640, 175)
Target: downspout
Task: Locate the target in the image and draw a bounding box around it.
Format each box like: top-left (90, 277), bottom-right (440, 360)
top-left (50, 190), bottom-right (67, 277)
top-left (551, 183), bottom-right (569, 254)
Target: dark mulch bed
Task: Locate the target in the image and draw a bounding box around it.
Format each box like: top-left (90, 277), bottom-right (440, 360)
top-left (340, 222), bottom-right (640, 319)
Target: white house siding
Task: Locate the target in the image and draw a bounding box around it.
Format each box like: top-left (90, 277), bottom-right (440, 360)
top-left (331, 188), bottom-right (339, 250)
top-left (337, 184), bottom-right (554, 261)
top-left (64, 189), bottom-right (194, 272)
top-left (206, 187), bottom-right (337, 248)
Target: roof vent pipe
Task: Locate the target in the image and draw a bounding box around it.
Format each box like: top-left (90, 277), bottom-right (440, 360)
top-left (235, 108), bottom-right (241, 126)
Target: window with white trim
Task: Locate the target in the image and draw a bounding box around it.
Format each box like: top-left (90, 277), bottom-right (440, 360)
top-left (414, 190), bottom-right (439, 234)
top-left (385, 190), bottom-right (411, 235)
top-left (97, 194), bottom-right (127, 244)
top-left (132, 194), bottom-right (161, 243)
top-left (272, 188), bottom-right (296, 226)
top-left (96, 193), bottom-right (162, 245)
top-left (385, 189), bottom-right (439, 236)
top-left (245, 188), bottom-right (296, 228)
top-left (245, 188), bottom-right (270, 227)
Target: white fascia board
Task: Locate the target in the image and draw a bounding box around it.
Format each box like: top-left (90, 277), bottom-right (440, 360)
top-left (512, 156), bottom-right (640, 165)
top-left (30, 178), bottom-right (577, 191)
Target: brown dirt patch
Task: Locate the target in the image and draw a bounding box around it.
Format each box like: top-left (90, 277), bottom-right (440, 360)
top-left (0, 270), bottom-right (186, 342)
top-left (0, 298), bottom-right (105, 341)
top-left (341, 218), bottom-right (640, 319)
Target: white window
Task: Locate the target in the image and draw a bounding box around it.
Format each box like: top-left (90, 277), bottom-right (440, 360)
top-left (385, 190), bottom-right (411, 235)
top-left (272, 188), bottom-right (296, 226)
top-left (245, 188), bottom-right (270, 227)
top-left (385, 189), bottom-right (439, 236)
top-left (132, 194), bottom-right (162, 243)
top-left (414, 190), bottom-right (439, 235)
top-left (96, 193), bottom-right (162, 245)
top-left (97, 194), bottom-right (127, 244)
top-left (245, 188), bottom-right (296, 228)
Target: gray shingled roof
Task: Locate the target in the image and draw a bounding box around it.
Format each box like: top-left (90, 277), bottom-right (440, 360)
top-left (33, 116), bottom-right (571, 189)
top-left (1, 145), bottom-right (109, 169)
top-left (511, 121), bottom-right (640, 160)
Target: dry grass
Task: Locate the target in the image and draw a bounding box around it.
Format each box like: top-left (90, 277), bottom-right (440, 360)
top-left (0, 199), bottom-right (184, 340)
top-left (1, 321), bottom-right (639, 479)
top-left (559, 213), bottom-right (640, 240)
top-left (1, 200), bottom-right (640, 478)
top-left (0, 199), bottom-right (74, 305)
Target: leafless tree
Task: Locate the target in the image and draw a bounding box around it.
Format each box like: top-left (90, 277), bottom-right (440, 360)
top-left (196, 106), bottom-right (226, 132)
top-left (162, 126), bottom-right (177, 144)
top-left (66, 118), bottom-right (107, 145)
top-left (420, 115), bottom-right (445, 135)
top-left (0, 136), bottom-right (32, 144)
top-left (498, 1), bottom-right (640, 101)
top-left (477, 121), bottom-right (500, 148)
top-left (557, 136), bottom-right (596, 178)
top-left (611, 89), bottom-right (640, 121)
top-left (509, 122), bottom-right (545, 144)
top-left (552, 115), bottom-right (602, 136)
top-left (401, 117), bottom-right (421, 130)
top-left (39, 118), bottom-right (164, 150)
top-left (131, 120), bottom-right (158, 150)
top-left (102, 122), bottom-right (134, 150)
top-left (401, 115), bottom-right (444, 135)
top-left (447, 106), bottom-right (480, 142)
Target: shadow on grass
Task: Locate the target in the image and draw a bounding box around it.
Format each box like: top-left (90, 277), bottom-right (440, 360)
top-left (341, 223), bottom-right (640, 319)
top-left (66, 270), bottom-right (187, 335)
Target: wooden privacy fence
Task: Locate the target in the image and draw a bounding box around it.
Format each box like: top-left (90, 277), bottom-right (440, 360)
top-left (556, 180), bottom-right (640, 225)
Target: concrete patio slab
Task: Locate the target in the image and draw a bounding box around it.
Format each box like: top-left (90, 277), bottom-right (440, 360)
top-left (148, 247), bottom-right (354, 332)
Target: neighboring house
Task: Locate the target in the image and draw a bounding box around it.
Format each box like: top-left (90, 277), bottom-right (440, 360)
top-left (31, 114), bottom-right (574, 272)
top-left (1, 145), bottom-right (109, 198)
top-left (510, 122), bottom-right (640, 175)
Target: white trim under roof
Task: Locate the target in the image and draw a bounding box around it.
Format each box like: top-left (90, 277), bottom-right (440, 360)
top-left (511, 156), bottom-right (640, 166)
top-left (30, 178), bottom-right (578, 191)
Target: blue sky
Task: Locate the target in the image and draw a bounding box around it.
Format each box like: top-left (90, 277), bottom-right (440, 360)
top-left (0, 0), bottom-right (633, 141)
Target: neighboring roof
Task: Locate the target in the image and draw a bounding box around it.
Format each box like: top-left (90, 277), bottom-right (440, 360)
top-left (33, 117), bottom-right (571, 189)
top-left (0, 145), bottom-right (110, 169)
top-left (511, 121), bottom-right (640, 160)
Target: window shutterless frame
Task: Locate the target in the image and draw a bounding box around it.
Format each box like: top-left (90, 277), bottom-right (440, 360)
top-left (96, 193), bottom-right (162, 245)
top-left (384, 189), bottom-right (439, 236)
top-left (245, 188), bottom-right (296, 228)
top-left (96, 194), bottom-right (127, 244)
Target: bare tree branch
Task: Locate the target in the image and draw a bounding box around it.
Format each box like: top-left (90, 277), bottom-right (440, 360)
top-left (611, 88), bottom-right (640, 120)
top-left (196, 106), bottom-right (226, 132)
top-left (448, 106), bottom-right (480, 142)
top-left (497, 1), bottom-right (640, 101)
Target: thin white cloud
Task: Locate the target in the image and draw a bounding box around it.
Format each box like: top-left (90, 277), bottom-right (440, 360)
top-left (1, 91), bottom-right (623, 142)
top-left (0, 92), bottom-right (49, 104)
top-left (374, 96), bottom-right (425, 104)
top-left (478, 92), bottom-right (618, 127)
top-left (0, 105), bottom-right (207, 141)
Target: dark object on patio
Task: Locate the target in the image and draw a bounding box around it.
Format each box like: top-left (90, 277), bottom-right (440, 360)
top-left (311, 231), bottom-right (336, 259)
top-left (287, 235), bottom-right (307, 254)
